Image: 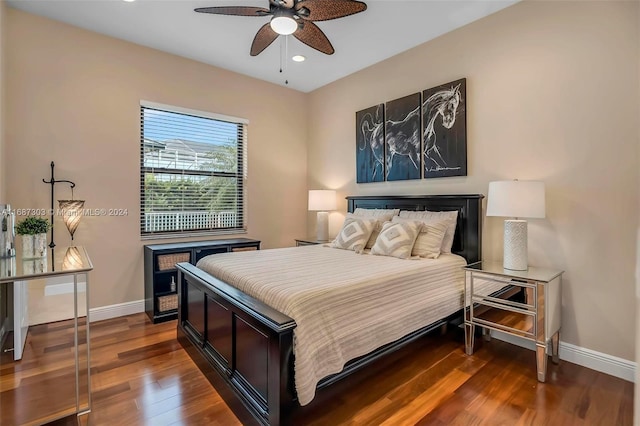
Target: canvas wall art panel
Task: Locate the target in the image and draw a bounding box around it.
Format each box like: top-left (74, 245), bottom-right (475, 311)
top-left (385, 93), bottom-right (421, 181)
top-left (356, 104), bottom-right (385, 183)
top-left (422, 78), bottom-right (467, 178)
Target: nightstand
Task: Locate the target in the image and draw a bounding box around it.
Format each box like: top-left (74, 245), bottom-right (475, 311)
top-left (463, 261), bottom-right (563, 382)
top-left (295, 238), bottom-right (330, 247)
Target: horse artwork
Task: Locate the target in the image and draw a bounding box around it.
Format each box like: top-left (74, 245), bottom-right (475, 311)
top-left (385, 93), bottom-right (421, 181)
top-left (356, 104), bottom-right (385, 183)
top-left (422, 78), bottom-right (467, 178)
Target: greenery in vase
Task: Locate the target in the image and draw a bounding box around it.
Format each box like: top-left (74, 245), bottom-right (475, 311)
top-left (15, 217), bottom-right (51, 235)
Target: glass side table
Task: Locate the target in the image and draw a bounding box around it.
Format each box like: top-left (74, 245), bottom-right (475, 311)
top-left (0, 246), bottom-right (93, 424)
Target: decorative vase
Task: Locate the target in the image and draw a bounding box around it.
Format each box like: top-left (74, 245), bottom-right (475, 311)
top-left (22, 233), bottom-right (47, 259)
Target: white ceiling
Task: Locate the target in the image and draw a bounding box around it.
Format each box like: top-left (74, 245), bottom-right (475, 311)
top-left (7, 0), bottom-right (518, 93)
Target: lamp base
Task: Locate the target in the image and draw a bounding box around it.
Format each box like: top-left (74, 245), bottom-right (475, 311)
top-left (316, 211), bottom-right (329, 242)
top-left (503, 219), bottom-right (528, 271)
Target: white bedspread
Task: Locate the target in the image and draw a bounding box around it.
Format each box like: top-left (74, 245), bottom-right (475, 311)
top-left (196, 245), bottom-right (469, 406)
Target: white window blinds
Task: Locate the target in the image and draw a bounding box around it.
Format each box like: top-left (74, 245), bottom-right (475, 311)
top-left (140, 102), bottom-right (247, 238)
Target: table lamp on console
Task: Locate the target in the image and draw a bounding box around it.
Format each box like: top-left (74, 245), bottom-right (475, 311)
top-left (486, 180), bottom-right (545, 271)
top-left (308, 190), bottom-right (336, 242)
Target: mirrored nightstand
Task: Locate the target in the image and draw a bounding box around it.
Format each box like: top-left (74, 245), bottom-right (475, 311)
top-left (463, 261), bottom-right (564, 382)
top-left (295, 238), bottom-right (329, 247)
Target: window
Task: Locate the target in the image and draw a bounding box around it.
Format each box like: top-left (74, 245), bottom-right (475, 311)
top-left (140, 102), bottom-right (247, 238)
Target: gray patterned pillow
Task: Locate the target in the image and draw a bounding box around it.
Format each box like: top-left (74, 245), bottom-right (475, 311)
top-left (353, 209), bottom-right (400, 248)
top-left (370, 220), bottom-right (422, 259)
top-left (331, 216), bottom-right (376, 254)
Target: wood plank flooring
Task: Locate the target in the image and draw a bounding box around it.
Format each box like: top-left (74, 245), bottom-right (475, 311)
top-left (0, 313), bottom-right (633, 425)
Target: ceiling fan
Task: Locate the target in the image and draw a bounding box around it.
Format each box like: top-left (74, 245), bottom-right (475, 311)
top-left (195, 0), bottom-right (367, 56)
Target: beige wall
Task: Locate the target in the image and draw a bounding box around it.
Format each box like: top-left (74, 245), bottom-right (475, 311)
top-left (308, 1), bottom-right (639, 361)
top-left (5, 9), bottom-right (307, 309)
top-left (635, 0), bottom-right (640, 419)
top-left (0, 0), bottom-right (6, 201)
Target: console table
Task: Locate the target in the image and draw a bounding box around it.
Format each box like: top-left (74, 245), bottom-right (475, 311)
top-left (0, 246), bottom-right (93, 424)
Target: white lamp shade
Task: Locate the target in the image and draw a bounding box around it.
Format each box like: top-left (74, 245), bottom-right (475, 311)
top-left (308, 190), bottom-right (336, 211)
top-left (270, 15), bottom-right (297, 35)
top-left (486, 180), bottom-right (545, 219)
top-left (58, 200), bottom-right (85, 240)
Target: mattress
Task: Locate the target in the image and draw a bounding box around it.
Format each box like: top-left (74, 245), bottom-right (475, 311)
top-left (196, 245), bottom-right (484, 405)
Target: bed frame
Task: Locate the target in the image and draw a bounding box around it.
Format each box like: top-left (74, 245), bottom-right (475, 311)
top-left (176, 194), bottom-right (484, 425)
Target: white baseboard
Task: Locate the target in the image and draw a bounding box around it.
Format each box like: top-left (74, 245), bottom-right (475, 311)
top-left (89, 299), bottom-right (145, 323)
top-left (490, 330), bottom-right (636, 383)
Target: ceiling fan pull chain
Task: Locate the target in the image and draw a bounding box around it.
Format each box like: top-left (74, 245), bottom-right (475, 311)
top-left (279, 36), bottom-right (283, 73)
top-left (279, 36), bottom-right (289, 85)
top-left (284, 35), bottom-right (289, 75)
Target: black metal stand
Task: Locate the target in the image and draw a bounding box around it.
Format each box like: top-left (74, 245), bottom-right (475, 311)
top-left (42, 161), bottom-right (76, 249)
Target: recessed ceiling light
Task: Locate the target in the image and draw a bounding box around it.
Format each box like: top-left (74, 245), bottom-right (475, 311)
top-left (123, 0), bottom-right (135, 2)
top-left (292, 55), bottom-right (306, 62)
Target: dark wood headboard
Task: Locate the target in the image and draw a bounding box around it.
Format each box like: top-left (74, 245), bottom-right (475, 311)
top-left (346, 194), bottom-right (484, 264)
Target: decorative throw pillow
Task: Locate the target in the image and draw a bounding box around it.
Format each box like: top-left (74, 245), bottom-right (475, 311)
top-left (352, 208), bottom-right (400, 249)
top-left (331, 216), bottom-right (376, 254)
top-left (399, 210), bottom-right (458, 253)
top-left (392, 217), bottom-right (448, 258)
top-left (370, 220), bottom-right (422, 259)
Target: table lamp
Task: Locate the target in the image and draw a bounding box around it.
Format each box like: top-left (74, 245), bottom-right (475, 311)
top-left (486, 180), bottom-right (545, 271)
top-left (308, 190), bottom-right (336, 242)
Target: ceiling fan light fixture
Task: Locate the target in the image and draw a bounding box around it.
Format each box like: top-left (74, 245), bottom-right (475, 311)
top-left (292, 55), bottom-right (306, 62)
top-left (270, 13), bottom-right (297, 35)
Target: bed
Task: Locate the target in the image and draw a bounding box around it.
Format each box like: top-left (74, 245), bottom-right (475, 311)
top-left (176, 194), bottom-right (484, 425)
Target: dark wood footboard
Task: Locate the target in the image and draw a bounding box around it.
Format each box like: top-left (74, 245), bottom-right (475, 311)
top-left (177, 263), bottom-right (296, 426)
top-left (177, 262), bottom-right (458, 425)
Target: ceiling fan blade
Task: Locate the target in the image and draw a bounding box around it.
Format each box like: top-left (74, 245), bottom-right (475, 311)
top-left (293, 21), bottom-right (334, 55)
top-left (251, 23), bottom-right (279, 56)
top-left (194, 6), bottom-right (270, 17)
top-left (295, 0), bottom-right (366, 21)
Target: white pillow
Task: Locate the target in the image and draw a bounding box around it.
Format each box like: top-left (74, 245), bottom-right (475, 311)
top-left (392, 216), bottom-right (448, 258)
top-left (352, 208), bottom-right (400, 249)
top-left (370, 220), bottom-right (422, 259)
top-left (352, 208), bottom-right (400, 220)
top-left (399, 210), bottom-right (458, 253)
top-left (331, 215), bottom-right (377, 254)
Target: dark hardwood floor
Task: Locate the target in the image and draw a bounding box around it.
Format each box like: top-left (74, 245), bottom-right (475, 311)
top-left (0, 313), bottom-right (633, 425)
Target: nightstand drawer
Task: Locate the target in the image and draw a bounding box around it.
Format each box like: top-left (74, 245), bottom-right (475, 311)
top-left (471, 271), bottom-right (537, 289)
top-left (472, 301), bottom-right (535, 339)
top-left (468, 274), bottom-right (536, 312)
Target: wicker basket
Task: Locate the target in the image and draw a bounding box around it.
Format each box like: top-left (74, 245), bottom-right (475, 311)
top-left (231, 247), bottom-right (258, 253)
top-left (157, 252), bottom-right (190, 271)
top-left (158, 294), bottom-right (178, 312)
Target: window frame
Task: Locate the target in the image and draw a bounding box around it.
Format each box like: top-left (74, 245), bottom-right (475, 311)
top-left (139, 101), bottom-right (248, 239)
